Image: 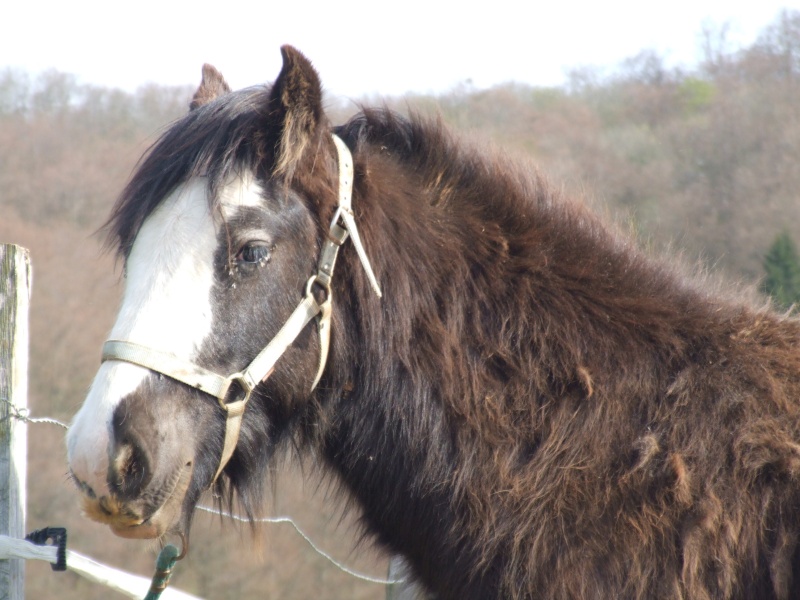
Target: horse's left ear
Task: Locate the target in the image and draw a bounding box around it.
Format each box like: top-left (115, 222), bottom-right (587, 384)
top-left (269, 45), bottom-right (327, 179)
top-left (190, 64), bottom-right (231, 111)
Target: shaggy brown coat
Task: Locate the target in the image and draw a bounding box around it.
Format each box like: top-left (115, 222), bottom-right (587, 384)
top-left (325, 107), bottom-right (800, 599)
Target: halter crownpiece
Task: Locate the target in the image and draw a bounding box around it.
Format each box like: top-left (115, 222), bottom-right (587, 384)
top-left (101, 133), bottom-right (381, 481)
top-left (330, 135), bottom-right (382, 298)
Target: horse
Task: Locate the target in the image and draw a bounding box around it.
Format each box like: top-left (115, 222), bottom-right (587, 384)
top-left (66, 46), bottom-right (800, 599)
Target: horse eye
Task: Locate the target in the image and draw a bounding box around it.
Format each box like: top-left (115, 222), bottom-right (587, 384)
top-left (236, 243), bottom-right (271, 265)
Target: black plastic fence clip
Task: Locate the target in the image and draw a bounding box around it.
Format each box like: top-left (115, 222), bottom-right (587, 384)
top-left (25, 527), bottom-right (67, 572)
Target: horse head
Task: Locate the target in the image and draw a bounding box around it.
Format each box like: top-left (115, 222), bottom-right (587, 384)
top-left (66, 46), bottom-right (367, 542)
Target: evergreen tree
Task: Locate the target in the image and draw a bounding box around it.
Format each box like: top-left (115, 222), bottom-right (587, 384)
top-left (763, 231), bottom-right (800, 309)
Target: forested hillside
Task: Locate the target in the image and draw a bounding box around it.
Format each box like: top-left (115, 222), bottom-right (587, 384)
top-left (2, 9), bottom-right (798, 599)
top-left (408, 10), bottom-right (800, 282)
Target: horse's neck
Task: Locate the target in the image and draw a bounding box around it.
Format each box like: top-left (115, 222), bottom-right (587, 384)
top-left (324, 384), bottom-right (491, 595)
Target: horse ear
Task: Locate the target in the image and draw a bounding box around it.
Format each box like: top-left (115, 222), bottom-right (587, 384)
top-left (269, 45), bottom-right (326, 179)
top-left (189, 64), bottom-right (231, 111)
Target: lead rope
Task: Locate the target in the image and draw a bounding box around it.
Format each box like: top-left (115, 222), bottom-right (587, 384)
top-left (143, 538), bottom-right (186, 600)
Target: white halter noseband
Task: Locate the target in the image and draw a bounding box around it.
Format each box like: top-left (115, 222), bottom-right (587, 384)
top-left (101, 134), bottom-right (381, 481)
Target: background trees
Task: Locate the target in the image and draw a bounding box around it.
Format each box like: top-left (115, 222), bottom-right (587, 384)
top-left (763, 231), bottom-right (800, 309)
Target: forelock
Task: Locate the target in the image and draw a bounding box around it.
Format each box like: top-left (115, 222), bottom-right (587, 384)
top-left (103, 86), bottom-right (275, 259)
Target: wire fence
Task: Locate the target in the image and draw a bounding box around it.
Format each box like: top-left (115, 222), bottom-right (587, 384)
top-left (1, 397), bottom-right (402, 599)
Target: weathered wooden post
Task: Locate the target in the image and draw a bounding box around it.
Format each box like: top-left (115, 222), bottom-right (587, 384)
top-left (0, 244), bottom-right (31, 600)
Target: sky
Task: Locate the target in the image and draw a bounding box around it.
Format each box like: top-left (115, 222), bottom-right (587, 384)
top-left (2, 1), bottom-right (796, 100)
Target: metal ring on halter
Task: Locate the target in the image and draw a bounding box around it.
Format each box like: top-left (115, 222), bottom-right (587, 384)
top-left (306, 274), bottom-right (332, 304)
top-left (216, 372), bottom-right (254, 411)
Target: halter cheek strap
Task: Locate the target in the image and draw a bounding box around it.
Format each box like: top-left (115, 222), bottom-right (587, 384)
top-left (101, 134), bottom-right (381, 482)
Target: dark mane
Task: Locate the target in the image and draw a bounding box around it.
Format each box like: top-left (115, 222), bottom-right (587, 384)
top-left (104, 86), bottom-right (274, 257)
top-left (334, 108), bottom-right (741, 400)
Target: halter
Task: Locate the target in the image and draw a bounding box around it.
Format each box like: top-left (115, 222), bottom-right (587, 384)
top-left (101, 134), bottom-right (381, 481)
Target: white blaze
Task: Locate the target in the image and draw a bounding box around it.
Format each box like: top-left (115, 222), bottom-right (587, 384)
top-left (67, 172), bottom-right (263, 498)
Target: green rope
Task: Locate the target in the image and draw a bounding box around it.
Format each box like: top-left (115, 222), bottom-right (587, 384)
top-left (143, 544), bottom-right (181, 600)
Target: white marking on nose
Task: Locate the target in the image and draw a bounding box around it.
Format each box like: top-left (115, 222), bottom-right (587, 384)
top-left (67, 172), bottom-right (263, 498)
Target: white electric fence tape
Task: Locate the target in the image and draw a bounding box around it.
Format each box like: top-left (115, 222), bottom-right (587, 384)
top-left (0, 535), bottom-right (202, 600)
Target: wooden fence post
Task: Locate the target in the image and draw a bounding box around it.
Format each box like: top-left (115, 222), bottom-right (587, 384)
top-left (0, 244), bottom-right (31, 600)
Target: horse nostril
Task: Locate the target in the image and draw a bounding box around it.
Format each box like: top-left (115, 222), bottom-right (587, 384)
top-left (110, 441), bottom-right (152, 499)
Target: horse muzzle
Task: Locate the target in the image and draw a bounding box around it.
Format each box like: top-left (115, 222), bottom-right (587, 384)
top-left (71, 400), bottom-right (195, 540)
top-left (75, 458), bottom-right (193, 540)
